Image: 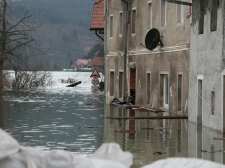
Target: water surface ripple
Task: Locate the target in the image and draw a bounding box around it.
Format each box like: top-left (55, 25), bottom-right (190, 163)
top-left (1, 72), bottom-right (104, 155)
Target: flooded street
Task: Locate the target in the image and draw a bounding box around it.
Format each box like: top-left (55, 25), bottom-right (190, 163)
top-left (104, 105), bottom-right (188, 168)
top-left (0, 72), bottom-right (104, 154)
top-left (0, 71), bottom-right (225, 167)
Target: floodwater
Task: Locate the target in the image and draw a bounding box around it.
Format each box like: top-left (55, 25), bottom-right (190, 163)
top-left (104, 105), bottom-right (188, 167)
top-left (0, 72), bottom-right (104, 154)
top-left (0, 71), bottom-right (225, 168)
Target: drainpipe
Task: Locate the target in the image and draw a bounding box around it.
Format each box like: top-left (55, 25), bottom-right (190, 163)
top-left (121, 0), bottom-right (128, 102)
top-left (95, 30), bottom-right (104, 41)
top-left (104, 0), bottom-right (108, 101)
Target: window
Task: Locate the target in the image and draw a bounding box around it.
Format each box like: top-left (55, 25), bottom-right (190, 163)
top-left (211, 0), bottom-right (219, 32)
top-left (161, 0), bottom-right (166, 26)
top-left (132, 9), bottom-right (136, 34)
top-left (199, 12), bottom-right (204, 34)
top-left (147, 72), bottom-right (151, 104)
top-left (110, 15), bottom-right (113, 37)
top-left (199, 2), bottom-right (205, 34)
top-left (197, 79), bottom-right (203, 124)
top-left (160, 74), bottom-right (169, 107)
top-left (119, 12), bottom-right (123, 35)
top-left (148, 2), bottom-right (152, 29)
top-left (211, 91), bottom-right (215, 115)
top-left (177, 4), bottom-right (184, 23)
top-left (110, 71), bottom-right (114, 96)
top-left (119, 72), bottom-right (123, 98)
top-left (177, 74), bottom-right (182, 111)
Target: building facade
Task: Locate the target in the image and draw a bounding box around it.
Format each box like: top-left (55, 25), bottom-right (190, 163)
top-left (188, 0), bottom-right (225, 132)
top-left (105, 0), bottom-right (191, 113)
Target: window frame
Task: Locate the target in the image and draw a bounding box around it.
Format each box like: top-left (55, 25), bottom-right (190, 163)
top-left (109, 15), bottom-right (113, 38)
top-left (147, 1), bottom-right (152, 30)
top-left (161, 0), bottom-right (167, 27)
top-left (119, 11), bottom-right (123, 36)
top-left (146, 71), bottom-right (151, 104)
top-left (176, 4), bottom-right (184, 23)
top-left (160, 73), bottom-right (169, 108)
top-left (110, 70), bottom-right (115, 96)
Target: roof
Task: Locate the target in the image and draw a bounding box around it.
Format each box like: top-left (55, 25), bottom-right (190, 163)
top-left (90, 0), bottom-right (104, 30)
top-left (71, 59), bottom-right (91, 68)
top-left (91, 57), bottom-right (104, 66)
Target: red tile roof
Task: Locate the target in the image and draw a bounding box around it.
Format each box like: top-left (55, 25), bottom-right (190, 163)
top-left (91, 57), bottom-right (104, 66)
top-left (71, 59), bottom-right (91, 68)
top-left (90, 0), bottom-right (104, 30)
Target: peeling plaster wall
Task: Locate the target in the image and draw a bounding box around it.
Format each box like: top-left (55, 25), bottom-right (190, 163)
top-left (188, 0), bottom-right (224, 131)
top-left (105, 0), bottom-right (190, 113)
top-left (129, 50), bottom-right (189, 112)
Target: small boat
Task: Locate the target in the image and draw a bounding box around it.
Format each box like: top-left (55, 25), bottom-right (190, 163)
top-left (66, 81), bottom-right (81, 87)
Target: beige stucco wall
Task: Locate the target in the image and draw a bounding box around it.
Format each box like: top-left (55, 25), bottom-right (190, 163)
top-left (105, 0), bottom-right (191, 113)
top-left (188, 0), bottom-right (225, 132)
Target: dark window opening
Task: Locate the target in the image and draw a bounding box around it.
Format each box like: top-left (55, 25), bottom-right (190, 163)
top-left (110, 71), bottom-right (114, 96)
top-left (211, 91), bottom-right (215, 115)
top-left (110, 16), bottom-right (113, 37)
top-left (147, 73), bottom-right (151, 104)
top-left (119, 12), bottom-right (123, 35)
top-left (119, 72), bottom-right (123, 98)
top-left (211, 0), bottom-right (219, 32)
top-left (132, 9), bottom-right (136, 34)
top-left (178, 75), bottom-right (182, 111)
top-left (199, 10), bottom-right (204, 34)
top-left (199, 1), bottom-right (205, 34)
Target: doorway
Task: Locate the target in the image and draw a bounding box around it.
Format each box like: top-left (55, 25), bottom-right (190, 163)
top-left (130, 69), bottom-right (136, 104)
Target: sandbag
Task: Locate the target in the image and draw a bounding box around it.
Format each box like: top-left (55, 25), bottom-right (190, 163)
top-left (141, 157), bottom-right (225, 168)
top-left (0, 128), bottom-right (132, 168)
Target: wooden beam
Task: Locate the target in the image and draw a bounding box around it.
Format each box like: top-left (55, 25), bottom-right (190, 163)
top-left (133, 107), bottom-right (165, 113)
top-left (106, 116), bottom-right (188, 120)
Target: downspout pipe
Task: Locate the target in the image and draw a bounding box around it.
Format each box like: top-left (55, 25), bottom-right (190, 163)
top-left (104, 0), bottom-right (108, 101)
top-left (95, 30), bottom-right (104, 41)
top-left (121, 0), bottom-right (128, 102)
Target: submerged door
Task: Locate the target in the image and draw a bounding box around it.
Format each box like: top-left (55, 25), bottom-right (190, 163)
top-left (130, 69), bottom-right (136, 104)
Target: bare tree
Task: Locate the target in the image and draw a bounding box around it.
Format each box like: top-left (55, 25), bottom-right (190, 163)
top-left (0, 0), bottom-right (39, 90)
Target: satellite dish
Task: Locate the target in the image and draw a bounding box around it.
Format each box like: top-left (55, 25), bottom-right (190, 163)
top-left (143, 28), bottom-right (164, 51)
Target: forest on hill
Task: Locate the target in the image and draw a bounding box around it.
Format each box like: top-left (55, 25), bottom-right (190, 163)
top-left (9, 0), bottom-right (102, 71)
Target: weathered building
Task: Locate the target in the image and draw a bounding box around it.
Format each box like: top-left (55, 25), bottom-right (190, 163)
top-left (105, 0), bottom-right (191, 113)
top-left (188, 0), bottom-right (225, 132)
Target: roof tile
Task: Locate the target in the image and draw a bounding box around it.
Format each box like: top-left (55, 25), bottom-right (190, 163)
top-left (90, 0), bottom-right (104, 30)
top-left (91, 57), bottom-right (104, 66)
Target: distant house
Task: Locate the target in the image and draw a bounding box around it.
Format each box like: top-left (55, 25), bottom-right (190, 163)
top-left (71, 59), bottom-right (91, 71)
top-left (91, 57), bottom-right (104, 74)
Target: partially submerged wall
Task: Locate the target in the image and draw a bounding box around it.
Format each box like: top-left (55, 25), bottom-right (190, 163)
top-left (188, 0), bottom-right (224, 131)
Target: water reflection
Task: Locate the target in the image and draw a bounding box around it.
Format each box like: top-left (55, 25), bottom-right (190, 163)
top-left (104, 105), bottom-right (188, 168)
top-left (188, 122), bottom-right (225, 164)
